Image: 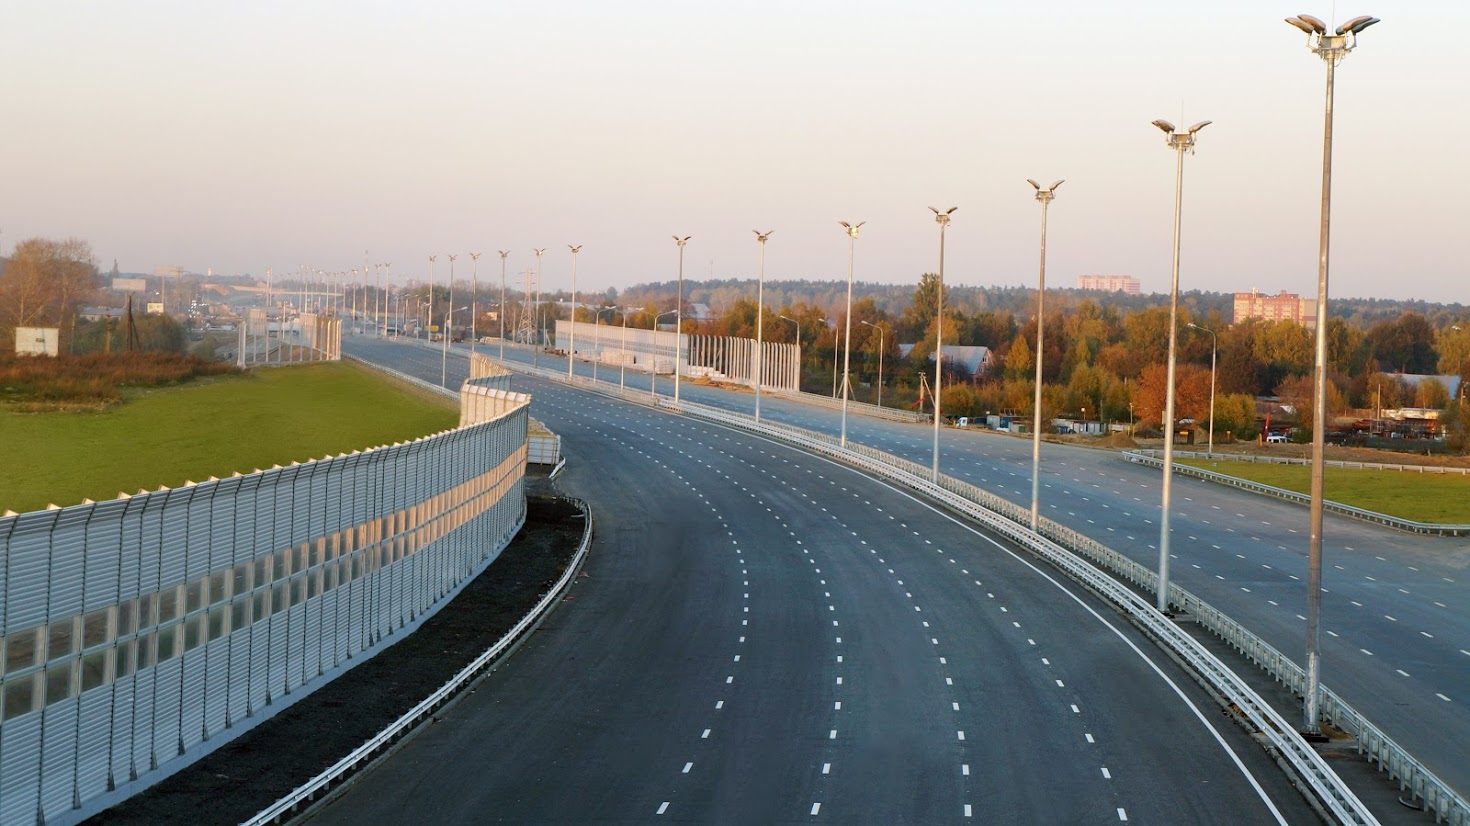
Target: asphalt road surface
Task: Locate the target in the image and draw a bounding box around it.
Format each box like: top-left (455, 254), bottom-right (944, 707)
top-left (401, 336), bottom-right (1469, 797)
top-left (314, 337), bottom-right (1315, 823)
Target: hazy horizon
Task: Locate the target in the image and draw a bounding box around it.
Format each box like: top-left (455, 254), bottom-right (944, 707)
top-left (4, 2), bottom-right (1466, 304)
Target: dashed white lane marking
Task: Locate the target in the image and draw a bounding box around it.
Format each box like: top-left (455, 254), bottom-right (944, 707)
top-left (1118, 808), bottom-right (1129, 822)
top-left (811, 802), bottom-right (822, 816)
top-left (682, 762), bottom-right (693, 773)
top-left (657, 802), bottom-right (670, 815)
top-left (1101, 767), bottom-right (1112, 779)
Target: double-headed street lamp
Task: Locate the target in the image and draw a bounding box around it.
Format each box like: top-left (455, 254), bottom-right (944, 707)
top-left (929, 206), bottom-right (957, 483)
top-left (779, 314), bottom-right (801, 354)
top-left (838, 221), bottom-right (864, 447)
top-left (532, 248), bottom-right (546, 367)
top-left (1286, 9), bottom-right (1379, 737)
top-left (1151, 116), bottom-right (1210, 614)
top-left (1028, 179), bottom-right (1063, 530)
top-left (860, 320), bottom-right (884, 409)
top-left (443, 254), bottom-right (458, 387)
top-left (497, 251), bottom-right (511, 359)
top-left (568, 244), bottom-right (582, 378)
top-left (673, 236), bottom-right (691, 404)
top-left (1188, 322), bottom-right (1218, 456)
top-left (753, 230), bottom-right (774, 422)
top-left (469, 253), bottom-right (482, 356)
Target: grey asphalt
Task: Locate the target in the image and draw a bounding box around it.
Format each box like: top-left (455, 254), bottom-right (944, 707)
top-left (427, 336), bottom-right (1470, 797)
top-left (313, 338), bottom-right (1314, 823)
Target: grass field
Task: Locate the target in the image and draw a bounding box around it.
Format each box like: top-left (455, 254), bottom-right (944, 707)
top-left (1178, 458), bottom-right (1470, 524)
top-left (1, 361), bottom-right (458, 515)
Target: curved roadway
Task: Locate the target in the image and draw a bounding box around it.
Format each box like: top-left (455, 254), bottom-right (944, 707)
top-left (313, 338), bottom-right (1313, 823)
top-left (439, 338), bottom-right (1470, 796)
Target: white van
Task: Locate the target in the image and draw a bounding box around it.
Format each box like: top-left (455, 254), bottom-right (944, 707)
top-left (1266, 432), bottom-right (1289, 444)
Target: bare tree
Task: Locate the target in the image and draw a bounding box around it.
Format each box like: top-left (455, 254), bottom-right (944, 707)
top-left (0, 237), bottom-right (99, 351)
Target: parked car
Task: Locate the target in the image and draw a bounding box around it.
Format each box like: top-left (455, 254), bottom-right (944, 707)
top-left (1266, 432), bottom-right (1289, 443)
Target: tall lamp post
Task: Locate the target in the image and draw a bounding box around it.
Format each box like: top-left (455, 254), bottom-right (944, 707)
top-left (469, 252), bottom-right (482, 356)
top-left (928, 206), bottom-right (957, 483)
top-left (860, 320), bottom-right (884, 409)
top-left (497, 251), bottom-right (510, 358)
top-left (1188, 322), bottom-right (1218, 456)
top-left (654, 309), bottom-right (677, 400)
top-left (1027, 179), bottom-right (1063, 530)
top-left (837, 221), bottom-right (864, 446)
top-left (443, 254), bottom-right (457, 387)
top-left (672, 236), bottom-right (690, 404)
top-left (619, 307), bottom-right (637, 390)
top-left (532, 249), bottom-right (545, 367)
top-left (779, 314), bottom-right (801, 391)
top-left (594, 304), bottom-right (616, 383)
top-left (1151, 117), bottom-right (1211, 614)
top-left (1286, 10), bottom-right (1378, 736)
top-left (753, 229), bottom-right (774, 422)
top-left (568, 244), bottom-right (582, 378)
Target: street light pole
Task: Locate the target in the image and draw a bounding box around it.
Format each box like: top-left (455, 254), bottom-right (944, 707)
top-left (532, 248), bottom-right (545, 367)
top-left (443, 254), bottom-right (456, 387)
top-left (497, 251), bottom-right (510, 359)
top-left (1286, 10), bottom-right (1379, 736)
top-left (860, 320), bottom-right (884, 409)
top-left (929, 206), bottom-right (957, 484)
top-left (673, 236), bottom-right (690, 404)
top-left (593, 305), bottom-right (615, 384)
top-left (1188, 322), bottom-right (1218, 456)
top-left (838, 221), bottom-right (864, 447)
top-left (1151, 117), bottom-right (1211, 614)
top-left (753, 230), bottom-right (774, 422)
top-left (654, 309), bottom-right (677, 400)
top-left (1028, 179), bottom-right (1063, 530)
top-left (469, 253), bottom-right (482, 357)
top-left (620, 307), bottom-right (631, 390)
top-left (567, 245), bottom-right (582, 378)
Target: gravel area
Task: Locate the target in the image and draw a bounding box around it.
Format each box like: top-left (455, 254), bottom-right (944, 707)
top-left (89, 492), bottom-right (583, 826)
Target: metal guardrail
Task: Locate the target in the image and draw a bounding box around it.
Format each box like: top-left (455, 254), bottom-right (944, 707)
top-left (1134, 448), bottom-right (1470, 475)
top-left (1122, 450), bottom-right (1470, 537)
top-left (766, 388), bottom-right (931, 424)
top-left (246, 496), bottom-right (595, 826)
top-left (484, 355), bottom-right (1470, 826)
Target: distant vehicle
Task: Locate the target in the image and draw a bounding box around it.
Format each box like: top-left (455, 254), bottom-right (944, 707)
top-left (479, 336), bottom-right (496, 343)
top-left (1266, 432), bottom-right (1289, 443)
top-left (956, 416), bottom-right (974, 428)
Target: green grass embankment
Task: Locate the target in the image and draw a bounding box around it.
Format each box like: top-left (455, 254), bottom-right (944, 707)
top-left (1, 361), bottom-right (458, 514)
top-left (1177, 458), bottom-right (1470, 524)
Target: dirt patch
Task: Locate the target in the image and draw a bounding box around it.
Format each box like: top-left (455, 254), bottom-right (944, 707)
top-left (90, 495), bottom-right (584, 826)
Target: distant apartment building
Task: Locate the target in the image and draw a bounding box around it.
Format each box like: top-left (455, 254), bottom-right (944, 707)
top-left (1076, 274), bottom-right (1141, 294)
top-left (1233, 289), bottom-right (1317, 329)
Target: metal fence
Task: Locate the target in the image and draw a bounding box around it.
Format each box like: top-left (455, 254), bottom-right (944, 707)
top-left (0, 374), bottom-right (530, 826)
top-left (235, 311), bottom-right (342, 367)
top-left (1129, 448), bottom-right (1470, 475)
top-left (1122, 450), bottom-right (1470, 537)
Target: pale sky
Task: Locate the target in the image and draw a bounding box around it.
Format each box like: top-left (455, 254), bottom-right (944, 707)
top-left (4, 2), bottom-right (1466, 304)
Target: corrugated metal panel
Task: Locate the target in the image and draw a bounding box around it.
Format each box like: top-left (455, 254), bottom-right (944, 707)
top-left (108, 675), bottom-right (137, 785)
top-left (75, 677), bottom-right (114, 804)
top-left (226, 620), bottom-right (252, 728)
top-left (5, 510), bottom-right (60, 629)
top-left (184, 483), bottom-right (215, 581)
top-left (0, 714), bottom-right (43, 825)
top-left (50, 505), bottom-right (92, 621)
top-left (201, 635), bottom-right (229, 740)
top-left (157, 487), bottom-right (194, 589)
top-left (39, 696), bottom-right (80, 819)
top-left (178, 647), bottom-right (208, 751)
top-left (0, 514), bottom-right (13, 623)
top-left (83, 499), bottom-right (129, 612)
top-left (129, 661), bottom-right (156, 775)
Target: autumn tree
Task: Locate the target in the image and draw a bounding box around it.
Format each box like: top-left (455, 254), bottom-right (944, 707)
top-left (0, 237), bottom-right (100, 352)
top-left (1135, 362), bottom-right (1212, 428)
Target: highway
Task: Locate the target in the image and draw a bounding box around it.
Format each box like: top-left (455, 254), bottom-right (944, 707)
top-left (427, 336), bottom-right (1470, 797)
top-left (312, 337), bottom-right (1315, 823)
